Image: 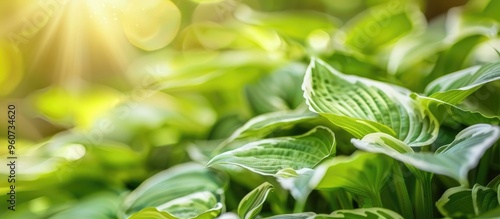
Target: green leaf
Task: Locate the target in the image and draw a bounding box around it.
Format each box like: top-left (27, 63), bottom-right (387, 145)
top-left (352, 124), bottom-right (500, 185)
top-left (122, 163), bottom-right (225, 216)
top-left (225, 110), bottom-right (319, 143)
top-left (329, 208), bottom-right (404, 219)
top-left (237, 182), bottom-right (274, 219)
top-left (263, 208), bottom-right (403, 219)
top-left (342, 1), bottom-right (425, 53)
top-left (50, 192), bottom-right (122, 219)
top-left (303, 58), bottom-right (438, 146)
top-left (472, 184), bottom-right (499, 215)
top-left (235, 5), bottom-right (339, 41)
top-left (245, 63), bottom-right (308, 114)
top-left (425, 63), bottom-right (500, 105)
top-left (436, 187), bottom-right (475, 218)
top-left (310, 152), bottom-right (394, 198)
top-left (263, 212), bottom-right (316, 219)
top-left (207, 126), bottom-right (336, 176)
top-left (414, 94), bottom-right (500, 126)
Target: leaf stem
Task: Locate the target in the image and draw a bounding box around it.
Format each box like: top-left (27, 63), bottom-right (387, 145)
top-left (391, 165), bottom-right (414, 219)
top-left (293, 198), bottom-right (307, 213)
top-left (369, 191), bottom-right (383, 208)
top-left (414, 174), bottom-right (433, 219)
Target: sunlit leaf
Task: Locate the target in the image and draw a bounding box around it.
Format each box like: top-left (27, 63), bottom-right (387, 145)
top-left (208, 126), bottom-right (335, 176)
top-left (238, 182), bottom-right (274, 219)
top-left (235, 5), bottom-right (339, 41)
top-left (310, 152), bottom-right (394, 198)
top-left (352, 124), bottom-right (500, 185)
top-left (122, 163), bottom-right (225, 216)
top-left (138, 191), bottom-right (222, 219)
top-left (50, 192), bottom-right (122, 219)
top-left (29, 85), bottom-right (122, 129)
top-left (342, 1), bottom-right (425, 53)
top-left (303, 58), bottom-right (438, 146)
top-left (425, 63), bottom-right (500, 104)
top-left (225, 110), bottom-right (319, 143)
top-left (414, 94), bottom-right (500, 126)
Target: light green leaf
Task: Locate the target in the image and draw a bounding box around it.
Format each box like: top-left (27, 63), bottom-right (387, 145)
top-left (156, 191), bottom-right (222, 219)
top-left (352, 124), bottom-right (500, 185)
top-left (50, 192), bottom-right (122, 219)
top-left (310, 152), bottom-right (394, 198)
top-left (425, 63), bottom-right (500, 104)
top-left (475, 206), bottom-right (500, 219)
top-left (303, 58), bottom-right (438, 146)
top-left (472, 184), bottom-right (499, 215)
top-left (414, 94), bottom-right (500, 126)
top-left (128, 208), bottom-right (174, 219)
top-left (263, 208), bottom-right (403, 219)
top-left (237, 182), bottom-right (274, 219)
top-left (235, 5), bottom-right (339, 41)
top-left (207, 126), bottom-right (336, 176)
top-left (342, 1), bottom-right (425, 53)
top-left (245, 63), bottom-right (308, 114)
top-left (436, 187), bottom-right (475, 218)
top-left (224, 110), bottom-right (319, 143)
top-left (122, 163), bottom-right (225, 216)
top-left (329, 208), bottom-right (404, 219)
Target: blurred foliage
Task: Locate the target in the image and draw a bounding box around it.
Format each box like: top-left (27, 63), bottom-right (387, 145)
top-left (1, 0), bottom-right (500, 218)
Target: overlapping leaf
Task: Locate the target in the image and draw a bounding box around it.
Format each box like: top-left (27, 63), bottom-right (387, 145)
top-left (122, 163), bottom-right (225, 216)
top-left (303, 58), bottom-right (438, 146)
top-left (425, 63), bottom-right (500, 104)
top-left (238, 182), bottom-right (274, 219)
top-left (352, 124), bottom-right (500, 185)
top-left (225, 110), bottom-right (319, 144)
top-left (310, 152), bottom-right (394, 198)
top-left (130, 191), bottom-right (222, 219)
top-left (208, 126), bottom-right (335, 177)
top-left (263, 208), bottom-right (403, 219)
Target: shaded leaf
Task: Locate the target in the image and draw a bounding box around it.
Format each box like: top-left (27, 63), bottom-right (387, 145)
top-left (238, 182), bottom-right (274, 219)
top-left (342, 1), bottom-right (425, 53)
top-left (225, 110), bottom-right (319, 143)
top-left (436, 187), bottom-right (475, 218)
top-left (472, 184), bottom-right (499, 215)
top-left (235, 5), bottom-right (339, 41)
top-left (208, 126), bottom-right (336, 176)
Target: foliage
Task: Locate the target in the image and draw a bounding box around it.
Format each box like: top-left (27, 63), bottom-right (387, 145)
top-left (2, 0), bottom-right (500, 218)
